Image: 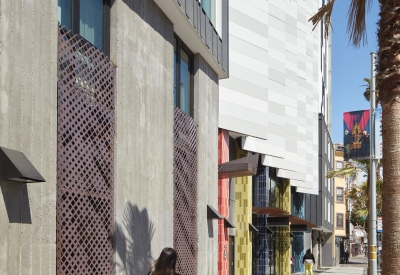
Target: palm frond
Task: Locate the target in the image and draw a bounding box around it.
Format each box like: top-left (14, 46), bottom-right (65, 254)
top-left (326, 167), bottom-right (357, 179)
top-left (347, 0), bottom-right (371, 47)
top-left (309, 0), bottom-right (335, 35)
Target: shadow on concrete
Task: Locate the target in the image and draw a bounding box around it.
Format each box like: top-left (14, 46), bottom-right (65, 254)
top-left (207, 219), bottom-right (214, 238)
top-left (114, 202), bottom-right (155, 275)
top-left (117, 0), bottom-right (174, 44)
top-left (0, 180), bottom-right (32, 224)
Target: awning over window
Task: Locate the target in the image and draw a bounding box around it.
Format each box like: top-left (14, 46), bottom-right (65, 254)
top-left (252, 207), bottom-right (317, 228)
top-left (0, 147), bottom-right (45, 183)
top-left (218, 153), bottom-right (259, 179)
top-left (252, 207), bottom-right (289, 216)
top-left (289, 215), bottom-right (317, 228)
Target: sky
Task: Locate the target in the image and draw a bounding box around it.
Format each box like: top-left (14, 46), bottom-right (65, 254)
top-left (330, 0), bottom-right (380, 144)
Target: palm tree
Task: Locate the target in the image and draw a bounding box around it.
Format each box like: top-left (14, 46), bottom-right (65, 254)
top-left (361, 77), bottom-right (380, 105)
top-left (327, 160), bottom-right (383, 233)
top-left (310, 1), bottom-right (399, 272)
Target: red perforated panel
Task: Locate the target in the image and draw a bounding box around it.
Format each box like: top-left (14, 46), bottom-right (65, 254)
top-left (56, 25), bottom-right (115, 275)
top-left (173, 108), bottom-right (198, 275)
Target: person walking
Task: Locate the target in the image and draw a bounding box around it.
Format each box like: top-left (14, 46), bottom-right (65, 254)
top-left (147, 247), bottom-right (182, 275)
top-left (290, 255), bottom-right (294, 274)
top-left (302, 249), bottom-right (315, 275)
top-left (344, 249), bottom-right (350, 264)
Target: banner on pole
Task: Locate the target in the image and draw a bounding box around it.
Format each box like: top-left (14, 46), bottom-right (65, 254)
top-left (343, 108), bottom-right (382, 160)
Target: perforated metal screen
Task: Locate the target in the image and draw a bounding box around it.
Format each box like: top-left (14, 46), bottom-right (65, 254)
top-left (56, 25), bottom-right (115, 275)
top-left (173, 108), bottom-right (198, 275)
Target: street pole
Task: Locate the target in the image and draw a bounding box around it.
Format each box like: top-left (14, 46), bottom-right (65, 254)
top-left (369, 52), bottom-right (377, 275)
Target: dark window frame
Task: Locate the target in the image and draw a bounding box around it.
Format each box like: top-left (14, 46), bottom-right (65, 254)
top-left (336, 213), bottom-right (344, 229)
top-left (174, 34), bottom-right (194, 117)
top-left (336, 187), bottom-right (344, 202)
top-left (61, 0), bottom-right (110, 56)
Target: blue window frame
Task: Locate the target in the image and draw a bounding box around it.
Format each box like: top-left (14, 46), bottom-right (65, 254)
top-left (174, 35), bottom-right (194, 116)
top-left (58, 0), bottom-right (110, 55)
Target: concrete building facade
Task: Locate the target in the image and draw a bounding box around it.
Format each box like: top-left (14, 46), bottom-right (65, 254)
top-left (0, 1), bottom-right (228, 275)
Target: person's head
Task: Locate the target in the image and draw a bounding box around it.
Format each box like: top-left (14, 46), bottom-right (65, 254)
top-left (306, 248), bottom-right (311, 254)
top-left (148, 248), bottom-right (177, 275)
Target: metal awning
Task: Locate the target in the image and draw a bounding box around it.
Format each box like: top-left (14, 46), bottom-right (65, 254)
top-left (289, 215), bottom-right (318, 228)
top-left (267, 216), bottom-right (290, 227)
top-left (290, 224), bottom-right (308, 232)
top-left (218, 153), bottom-right (259, 179)
top-left (249, 223), bottom-right (258, 233)
top-left (252, 207), bottom-right (289, 216)
top-left (252, 206), bottom-right (317, 228)
top-left (224, 218), bottom-right (235, 228)
top-left (0, 147), bottom-right (45, 183)
top-left (207, 205), bottom-right (223, 219)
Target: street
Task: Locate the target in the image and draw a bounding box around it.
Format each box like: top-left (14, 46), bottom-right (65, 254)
top-left (293, 255), bottom-right (368, 275)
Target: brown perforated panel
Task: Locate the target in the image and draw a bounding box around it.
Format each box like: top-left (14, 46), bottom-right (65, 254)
top-left (56, 25), bottom-right (115, 275)
top-left (173, 108), bottom-right (198, 275)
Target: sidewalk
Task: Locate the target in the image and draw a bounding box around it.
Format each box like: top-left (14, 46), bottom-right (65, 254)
top-left (293, 255), bottom-right (368, 275)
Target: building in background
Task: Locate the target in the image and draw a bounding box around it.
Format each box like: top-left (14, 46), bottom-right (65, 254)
top-left (0, 1), bottom-right (228, 275)
top-left (333, 144), bottom-right (348, 264)
top-left (217, 0), bottom-right (333, 274)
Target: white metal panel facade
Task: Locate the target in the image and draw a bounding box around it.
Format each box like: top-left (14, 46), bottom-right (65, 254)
top-left (219, 0), bottom-right (326, 194)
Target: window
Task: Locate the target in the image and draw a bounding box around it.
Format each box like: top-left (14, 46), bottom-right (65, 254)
top-left (328, 200), bottom-right (331, 223)
top-left (269, 177), bottom-right (282, 209)
top-left (336, 161), bottom-right (343, 169)
top-left (337, 213), bottom-right (344, 228)
top-left (336, 187), bottom-right (344, 202)
top-left (58, 0), bottom-right (110, 55)
top-left (200, 0), bottom-right (216, 25)
top-left (174, 36), bottom-right (193, 116)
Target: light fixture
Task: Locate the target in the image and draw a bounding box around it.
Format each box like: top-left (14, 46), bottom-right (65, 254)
top-left (0, 147), bottom-right (45, 183)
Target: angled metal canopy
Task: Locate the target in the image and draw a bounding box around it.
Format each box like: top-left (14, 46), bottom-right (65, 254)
top-left (207, 205), bottom-right (223, 219)
top-left (224, 218), bottom-right (235, 228)
top-left (249, 223), bottom-right (258, 233)
top-left (218, 153), bottom-right (259, 179)
top-left (0, 147), bottom-right (45, 183)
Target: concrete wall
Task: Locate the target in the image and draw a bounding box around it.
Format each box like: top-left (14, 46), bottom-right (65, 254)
top-left (0, 1), bottom-right (58, 275)
top-left (193, 54), bottom-right (219, 275)
top-left (110, 1), bottom-right (175, 274)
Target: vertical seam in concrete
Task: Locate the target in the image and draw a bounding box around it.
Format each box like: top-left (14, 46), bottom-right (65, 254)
top-left (5, 1), bottom-right (13, 272)
top-left (7, 0), bottom-right (14, 271)
top-left (20, 0), bottom-right (25, 272)
top-left (39, 0), bottom-right (45, 274)
top-left (20, 0), bottom-right (24, 153)
top-left (50, 1), bottom-right (55, 273)
top-left (29, 0), bottom-right (35, 272)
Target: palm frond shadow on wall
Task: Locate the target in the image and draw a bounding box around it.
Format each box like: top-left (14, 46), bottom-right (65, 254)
top-left (114, 202), bottom-right (155, 275)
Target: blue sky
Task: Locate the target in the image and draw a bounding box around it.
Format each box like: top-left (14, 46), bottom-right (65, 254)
top-left (330, 0), bottom-right (380, 143)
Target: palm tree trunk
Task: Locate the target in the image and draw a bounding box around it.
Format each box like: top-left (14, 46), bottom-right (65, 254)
top-left (378, 1), bottom-right (400, 272)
